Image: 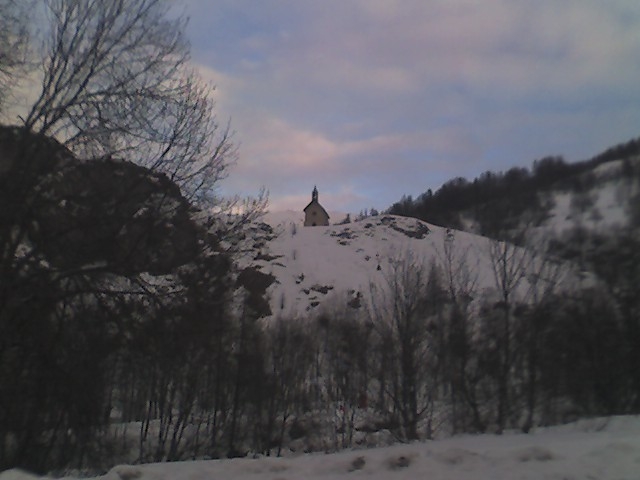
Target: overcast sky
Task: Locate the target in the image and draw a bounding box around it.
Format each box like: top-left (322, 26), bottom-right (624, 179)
top-left (181, 0), bottom-right (640, 213)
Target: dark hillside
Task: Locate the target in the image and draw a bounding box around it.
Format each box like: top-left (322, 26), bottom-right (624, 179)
top-left (388, 136), bottom-right (640, 239)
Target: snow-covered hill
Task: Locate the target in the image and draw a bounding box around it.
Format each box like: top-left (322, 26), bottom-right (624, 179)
top-left (233, 155), bottom-right (640, 321)
top-left (4, 416), bottom-right (638, 480)
top-left (542, 157), bottom-right (639, 234)
top-left (241, 213), bottom-right (563, 319)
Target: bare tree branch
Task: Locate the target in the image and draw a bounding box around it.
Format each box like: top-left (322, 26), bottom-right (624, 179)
top-left (13, 0), bottom-right (235, 207)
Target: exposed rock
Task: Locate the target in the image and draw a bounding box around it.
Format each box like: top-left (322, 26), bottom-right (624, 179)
top-left (310, 284), bottom-right (334, 294)
top-left (254, 252), bottom-right (282, 261)
top-left (348, 456), bottom-right (366, 472)
top-left (237, 266), bottom-right (277, 317)
top-left (379, 215), bottom-right (430, 239)
top-left (347, 296), bottom-right (362, 309)
top-left (237, 266), bottom-right (276, 294)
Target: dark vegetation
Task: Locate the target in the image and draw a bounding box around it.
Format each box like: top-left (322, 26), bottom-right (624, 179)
top-left (383, 135), bottom-right (640, 435)
top-left (0, 126), bottom-right (234, 472)
top-left (389, 137), bottom-right (640, 239)
top-left (384, 135), bottom-right (640, 429)
top-left (1, 0), bottom-right (640, 475)
top-left (5, 125), bottom-right (638, 473)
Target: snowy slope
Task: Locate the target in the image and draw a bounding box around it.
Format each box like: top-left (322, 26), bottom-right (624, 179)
top-left (4, 416), bottom-right (638, 480)
top-left (243, 213), bottom-right (559, 319)
top-left (237, 158), bottom-right (640, 320)
top-left (542, 158), bottom-right (639, 234)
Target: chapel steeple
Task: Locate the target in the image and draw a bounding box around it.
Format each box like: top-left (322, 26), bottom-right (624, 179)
top-left (303, 185), bottom-right (329, 226)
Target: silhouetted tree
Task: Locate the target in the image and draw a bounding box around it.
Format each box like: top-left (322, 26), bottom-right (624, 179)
top-left (368, 253), bottom-right (443, 440)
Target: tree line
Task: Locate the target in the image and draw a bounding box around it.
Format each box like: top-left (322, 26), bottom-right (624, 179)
top-left (4, 198), bottom-right (639, 473)
top-left (388, 137), bottom-right (640, 238)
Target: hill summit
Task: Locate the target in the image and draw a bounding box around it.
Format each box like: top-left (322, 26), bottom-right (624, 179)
top-left (237, 213), bottom-right (558, 319)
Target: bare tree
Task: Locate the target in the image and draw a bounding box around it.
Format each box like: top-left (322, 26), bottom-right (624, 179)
top-left (9, 0), bottom-right (235, 206)
top-left (486, 237), bottom-right (532, 432)
top-left (518, 245), bottom-right (568, 432)
top-left (436, 230), bottom-right (484, 433)
top-left (320, 310), bottom-right (372, 449)
top-left (0, 1), bottom-right (246, 471)
top-left (368, 251), bottom-right (442, 440)
top-left (439, 229), bottom-right (478, 309)
top-left (260, 317), bottom-right (315, 456)
top-left (0, 0), bottom-right (30, 111)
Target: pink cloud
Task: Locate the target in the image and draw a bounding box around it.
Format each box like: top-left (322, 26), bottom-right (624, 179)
top-left (186, 0), bottom-right (640, 211)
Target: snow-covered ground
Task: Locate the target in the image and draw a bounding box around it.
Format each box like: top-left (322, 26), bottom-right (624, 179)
top-left (245, 213), bottom-right (563, 319)
top-left (252, 156), bottom-right (640, 319)
top-left (543, 183), bottom-right (630, 234)
top-left (539, 157), bottom-right (639, 235)
top-left (3, 416), bottom-right (638, 480)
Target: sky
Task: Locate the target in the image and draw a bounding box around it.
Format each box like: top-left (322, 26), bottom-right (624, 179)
top-left (181, 0), bottom-right (640, 213)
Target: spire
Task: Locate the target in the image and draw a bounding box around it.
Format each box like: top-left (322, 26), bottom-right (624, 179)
top-left (312, 185), bottom-right (318, 202)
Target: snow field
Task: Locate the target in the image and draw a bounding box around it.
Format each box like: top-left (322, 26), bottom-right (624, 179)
top-left (3, 416), bottom-right (637, 480)
top-left (251, 213), bottom-right (542, 319)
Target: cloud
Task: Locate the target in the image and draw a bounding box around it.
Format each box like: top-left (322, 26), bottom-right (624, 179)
top-left (184, 0), bottom-right (640, 211)
top-left (214, 105), bottom-right (484, 211)
top-left (268, 185), bottom-right (367, 213)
